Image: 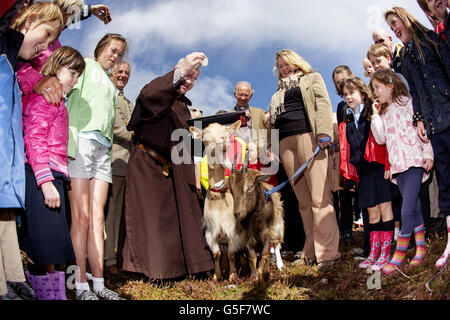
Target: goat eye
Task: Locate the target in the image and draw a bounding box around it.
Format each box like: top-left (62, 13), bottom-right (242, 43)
top-left (247, 185), bottom-right (255, 193)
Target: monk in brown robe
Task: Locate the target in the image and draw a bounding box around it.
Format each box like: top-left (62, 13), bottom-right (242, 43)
top-left (118, 52), bottom-right (213, 280)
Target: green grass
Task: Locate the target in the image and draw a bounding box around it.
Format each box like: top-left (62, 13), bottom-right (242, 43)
top-left (96, 230), bottom-right (449, 300)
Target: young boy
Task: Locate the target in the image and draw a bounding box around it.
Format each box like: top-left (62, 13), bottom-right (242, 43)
top-left (367, 43), bottom-right (410, 91)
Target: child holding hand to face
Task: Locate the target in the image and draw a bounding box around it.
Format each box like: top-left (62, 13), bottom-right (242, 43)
top-left (339, 77), bottom-right (395, 271)
top-left (370, 69), bottom-right (434, 275)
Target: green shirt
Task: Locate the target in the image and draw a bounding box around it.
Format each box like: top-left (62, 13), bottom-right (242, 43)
top-left (67, 58), bottom-right (117, 160)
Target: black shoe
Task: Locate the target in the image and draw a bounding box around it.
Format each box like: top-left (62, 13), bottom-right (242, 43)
top-left (341, 231), bottom-right (355, 245)
top-left (6, 281), bottom-right (36, 300)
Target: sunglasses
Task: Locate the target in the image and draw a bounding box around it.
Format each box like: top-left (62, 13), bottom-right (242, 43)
top-left (375, 37), bottom-right (388, 44)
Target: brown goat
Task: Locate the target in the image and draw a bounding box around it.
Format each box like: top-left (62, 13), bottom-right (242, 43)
top-left (189, 120), bottom-right (244, 282)
top-left (228, 163), bottom-right (285, 282)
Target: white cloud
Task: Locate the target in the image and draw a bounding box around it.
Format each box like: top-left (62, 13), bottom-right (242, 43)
top-left (61, 0), bottom-right (431, 113)
top-left (187, 75), bottom-right (235, 116)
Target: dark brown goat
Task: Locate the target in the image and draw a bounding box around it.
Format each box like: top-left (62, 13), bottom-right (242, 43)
top-left (228, 161), bottom-right (284, 282)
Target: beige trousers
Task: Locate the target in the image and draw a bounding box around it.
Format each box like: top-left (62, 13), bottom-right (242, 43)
top-left (104, 175), bottom-right (126, 266)
top-left (279, 133), bottom-right (340, 263)
top-left (0, 210), bottom-right (26, 296)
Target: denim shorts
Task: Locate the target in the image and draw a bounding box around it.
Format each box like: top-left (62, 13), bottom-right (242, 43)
top-left (68, 136), bottom-right (112, 183)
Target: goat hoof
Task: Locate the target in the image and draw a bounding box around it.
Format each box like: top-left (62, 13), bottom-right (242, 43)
top-left (276, 260), bottom-right (284, 270)
top-left (228, 273), bottom-right (238, 282)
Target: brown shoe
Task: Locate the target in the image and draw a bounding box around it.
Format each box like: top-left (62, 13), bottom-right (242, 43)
top-left (316, 260), bottom-right (335, 272)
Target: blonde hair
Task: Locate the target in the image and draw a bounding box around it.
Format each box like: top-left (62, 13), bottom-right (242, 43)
top-left (384, 7), bottom-right (439, 64)
top-left (369, 69), bottom-right (410, 115)
top-left (94, 33), bottom-right (127, 59)
top-left (367, 43), bottom-right (392, 60)
top-left (40, 46), bottom-right (85, 77)
top-left (11, 2), bottom-right (64, 35)
top-left (52, 0), bottom-right (84, 14)
top-left (273, 49), bottom-right (313, 81)
top-left (362, 58), bottom-right (373, 78)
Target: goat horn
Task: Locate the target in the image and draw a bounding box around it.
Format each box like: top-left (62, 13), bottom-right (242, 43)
top-left (242, 149), bottom-right (249, 174)
top-left (232, 152), bottom-right (238, 174)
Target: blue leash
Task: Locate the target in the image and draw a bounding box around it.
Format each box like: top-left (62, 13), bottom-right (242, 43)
top-left (263, 137), bottom-right (333, 201)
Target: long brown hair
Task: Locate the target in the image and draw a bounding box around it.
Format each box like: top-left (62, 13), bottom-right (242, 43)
top-left (384, 7), bottom-right (440, 64)
top-left (369, 69), bottom-right (410, 115)
top-left (341, 77), bottom-right (374, 123)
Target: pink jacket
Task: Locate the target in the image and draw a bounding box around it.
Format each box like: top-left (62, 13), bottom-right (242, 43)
top-left (371, 97), bottom-right (434, 183)
top-left (22, 93), bottom-right (69, 186)
top-left (17, 39), bottom-right (61, 95)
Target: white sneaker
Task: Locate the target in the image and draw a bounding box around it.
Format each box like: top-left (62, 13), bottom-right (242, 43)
top-left (394, 228), bottom-right (401, 241)
top-left (354, 217), bottom-right (363, 227)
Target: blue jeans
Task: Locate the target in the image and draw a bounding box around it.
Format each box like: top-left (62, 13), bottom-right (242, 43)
top-left (396, 167), bottom-right (425, 234)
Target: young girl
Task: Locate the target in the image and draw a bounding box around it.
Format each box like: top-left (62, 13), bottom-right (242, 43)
top-left (370, 69), bottom-right (434, 275)
top-left (332, 65), bottom-right (354, 125)
top-left (67, 33), bottom-right (127, 300)
top-left (332, 66), bottom-right (362, 247)
top-left (385, 7), bottom-right (450, 268)
top-left (339, 77), bottom-right (395, 271)
top-left (0, 1), bottom-right (63, 300)
top-left (20, 46), bottom-right (85, 300)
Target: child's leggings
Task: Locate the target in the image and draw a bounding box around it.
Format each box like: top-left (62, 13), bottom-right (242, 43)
top-left (396, 167), bottom-right (425, 234)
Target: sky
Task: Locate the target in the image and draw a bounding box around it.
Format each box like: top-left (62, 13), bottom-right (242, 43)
top-left (59, 0), bottom-right (431, 116)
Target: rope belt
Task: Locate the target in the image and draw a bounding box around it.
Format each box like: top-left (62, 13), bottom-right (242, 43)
top-left (137, 144), bottom-right (172, 177)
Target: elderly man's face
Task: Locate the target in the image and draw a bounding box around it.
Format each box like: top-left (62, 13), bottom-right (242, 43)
top-left (373, 32), bottom-right (394, 52)
top-left (179, 68), bottom-right (199, 95)
top-left (112, 63), bottom-right (130, 91)
top-left (234, 84), bottom-right (253, 108)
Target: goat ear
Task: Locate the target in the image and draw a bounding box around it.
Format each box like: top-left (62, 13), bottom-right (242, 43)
top-left (189, 126), bottom-right (202, 139)
top-left (228, 120), bottom-right (242, 134)
top-left (255, 175), bottom-right (270, 184)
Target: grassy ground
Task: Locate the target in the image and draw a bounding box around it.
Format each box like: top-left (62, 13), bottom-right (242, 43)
top-left (93, 229), bottom-right (449, 301)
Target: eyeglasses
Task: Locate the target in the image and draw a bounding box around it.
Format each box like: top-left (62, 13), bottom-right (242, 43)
top-left (375, 37), bottom-right (387, 44)
top-left (184, 75), bottom-right (197, 83)
top-left (236, 93), bottom-right (251, 98)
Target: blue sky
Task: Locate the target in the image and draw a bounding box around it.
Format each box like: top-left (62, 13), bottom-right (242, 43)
top-left (60, 0), bottom-right (430, 116)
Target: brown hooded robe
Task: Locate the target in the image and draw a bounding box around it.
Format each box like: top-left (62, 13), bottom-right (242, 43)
top-left (118, 70), bottom-right (213, 279)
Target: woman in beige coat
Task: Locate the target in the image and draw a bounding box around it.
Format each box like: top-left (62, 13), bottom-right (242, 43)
top-left (270, 49), bottom-right (340, 270)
